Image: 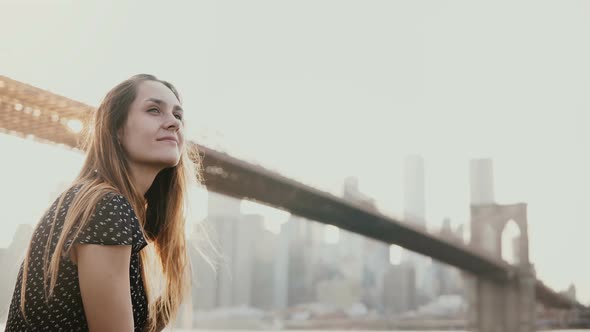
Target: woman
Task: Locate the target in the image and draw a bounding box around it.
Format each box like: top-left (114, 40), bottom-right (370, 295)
top-left (5, 74), bottom-right (203, 331)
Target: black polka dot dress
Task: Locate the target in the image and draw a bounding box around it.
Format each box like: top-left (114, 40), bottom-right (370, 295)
top-left (5, 185), bottom-right (149, 331)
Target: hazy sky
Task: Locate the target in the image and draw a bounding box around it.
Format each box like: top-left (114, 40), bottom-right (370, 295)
top-left (1, 1), bottom-right (589, 303)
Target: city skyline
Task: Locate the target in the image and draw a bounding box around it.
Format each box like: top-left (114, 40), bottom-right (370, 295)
top-left (0, 168), bottom-right (572, 327)
top-left (0, 135), bottom-right (580, 308)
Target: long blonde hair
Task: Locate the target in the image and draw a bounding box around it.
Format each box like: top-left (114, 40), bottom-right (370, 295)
top-left (19, 74), bottom-right (203, 331)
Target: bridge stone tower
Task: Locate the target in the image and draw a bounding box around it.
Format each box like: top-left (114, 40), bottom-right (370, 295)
top-left (466, 159), bottom-right (536, 332)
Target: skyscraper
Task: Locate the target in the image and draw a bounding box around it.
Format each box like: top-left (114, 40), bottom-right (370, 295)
top-left (383, 262), bottom-right (417, 314)
top-left (469, 159), bottom-right (497, 254)
top-left (191, 192), bottom-right (259, 310)
top-left (403, 155), bottom-right (426, 228)
top-left (341, 176), bottom-right (389, 311)
top-left (401, 155), bottom-right (434, 306)
top-left (469, 159), bottom-right (495, 205)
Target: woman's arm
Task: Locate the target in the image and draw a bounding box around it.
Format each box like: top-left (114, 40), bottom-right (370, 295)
top-left (75, 243), bottom-right (134, 332)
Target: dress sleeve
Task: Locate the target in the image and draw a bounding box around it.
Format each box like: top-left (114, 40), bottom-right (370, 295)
top-left (69, 193), bottom-right (147, 253)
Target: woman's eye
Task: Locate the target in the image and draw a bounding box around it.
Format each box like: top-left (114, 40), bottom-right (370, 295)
top-left (148, 108), bottom-right (182, 121)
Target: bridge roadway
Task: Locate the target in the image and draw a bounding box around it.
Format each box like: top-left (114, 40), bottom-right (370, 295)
top-left (0, 74), bottom-right (582, 310)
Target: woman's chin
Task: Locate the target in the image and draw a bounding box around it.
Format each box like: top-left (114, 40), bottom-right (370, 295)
top-left (164, 159), bottom-right (181, 168)
top-left (155, 156), bottom-right (181, 169)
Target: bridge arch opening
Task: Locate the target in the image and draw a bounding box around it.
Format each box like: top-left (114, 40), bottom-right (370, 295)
top-left (501, 219), bottom-right (521, 264)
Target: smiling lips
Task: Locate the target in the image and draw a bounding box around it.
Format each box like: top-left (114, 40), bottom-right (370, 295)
top-left (157, 136), bottom-right (178, 144)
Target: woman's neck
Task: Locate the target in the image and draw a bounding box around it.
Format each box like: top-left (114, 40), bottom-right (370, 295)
top-left (127, 162), bottom-right (161, 196)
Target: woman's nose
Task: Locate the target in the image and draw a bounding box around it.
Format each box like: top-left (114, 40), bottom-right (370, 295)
top-left (164, 115), bottom-right (181, 131)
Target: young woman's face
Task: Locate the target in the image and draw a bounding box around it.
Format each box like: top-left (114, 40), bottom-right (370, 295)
top-left (119, 80), bottom-right (185, 170)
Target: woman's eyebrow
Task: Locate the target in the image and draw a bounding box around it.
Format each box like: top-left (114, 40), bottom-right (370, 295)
top-left (145, 97), bottom-right (183, 112)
